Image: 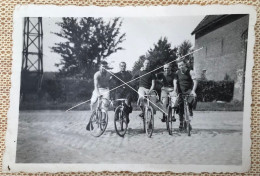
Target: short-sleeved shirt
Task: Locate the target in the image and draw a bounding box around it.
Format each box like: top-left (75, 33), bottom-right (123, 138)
top-left (134, 70), bottom-right (156, 89)
top-left (94, 71), bottom-right (111, 89)
top-left (156, 72), bottom-right (176, 87)
top-left (113, 71), bottom-right (132, 87)
top-left (175, 69), bottom-right (196, 93)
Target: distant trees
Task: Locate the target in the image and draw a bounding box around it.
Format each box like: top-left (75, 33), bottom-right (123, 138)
top-left (177, 40), bottom-right (194, 69)
top-left (132, 38), bottom-right (193, 73)
top-left (51, 17), bottom-right (126, 79)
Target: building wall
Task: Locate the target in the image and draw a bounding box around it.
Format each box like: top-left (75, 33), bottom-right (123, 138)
top-left (193, 15), bottom-right (249, 81)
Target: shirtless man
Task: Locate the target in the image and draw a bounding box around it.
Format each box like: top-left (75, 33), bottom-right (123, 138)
top-left (90, 61), bottom-right (111, 111)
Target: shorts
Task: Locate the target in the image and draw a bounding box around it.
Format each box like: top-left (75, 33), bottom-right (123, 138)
top-left (161, 87), bottom-right (174, 101)
top-left (137, 87), bottom-right (150, 99)
top-left (90, 88), bottom-right (110, 110)
top-left (137, 87), bottom-right (159, 113)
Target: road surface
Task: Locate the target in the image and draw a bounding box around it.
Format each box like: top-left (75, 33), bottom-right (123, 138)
top-left (16, 110), bottom-right (243, 165)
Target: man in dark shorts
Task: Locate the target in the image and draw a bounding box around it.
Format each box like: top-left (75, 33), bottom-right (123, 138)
top-left (156, 63), bottom-right (177, 122)
top-left (112, 62), bottom-right (133, 124)
top-left (173, 60), bottom-right (197, 130)
top-left (133, 59), bottom-right (156, 117)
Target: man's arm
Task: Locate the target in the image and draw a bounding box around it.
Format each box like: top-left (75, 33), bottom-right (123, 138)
top-left (149, 79), bottom-right (155, 92)
top-left (93, 72), bottom-right (100, 96)
top-left (149, 73), bottom-right (156, 92)
top-left (130, 71), bottom-right (140, 87)
top-left (190, 70), bottom-right (197, 96)
top-left (173, 79), bottom-right (178, 96)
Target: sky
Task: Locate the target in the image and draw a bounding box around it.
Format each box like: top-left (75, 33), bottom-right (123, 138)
top-left (42, 16), bottom-right (204, 72)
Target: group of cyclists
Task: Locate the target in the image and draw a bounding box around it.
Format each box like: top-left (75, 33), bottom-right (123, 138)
top-left (89, 58), bottom-right (197, 131)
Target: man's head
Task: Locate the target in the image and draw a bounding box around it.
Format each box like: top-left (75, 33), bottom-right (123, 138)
top-left (119, 62), bottom-right (126, 72)
top-left (163, 63), bottom-right (171, 75)
top-left (143, 59), bottom-right (150, 70)
top-left (177, 60), bottom-right (188, 72)
top-left (99, 61), bottom-right (109, 73)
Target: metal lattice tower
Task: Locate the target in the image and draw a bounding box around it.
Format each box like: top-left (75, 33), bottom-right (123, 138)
top-left (21, 17), bottom-right (43, 96)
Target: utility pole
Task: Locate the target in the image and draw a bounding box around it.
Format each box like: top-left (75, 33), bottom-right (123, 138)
top-left (21, 17), bottom-right (43, 101)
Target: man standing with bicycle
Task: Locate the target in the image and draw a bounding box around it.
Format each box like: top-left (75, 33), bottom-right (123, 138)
top-left (156, 63), bottom-right (177, 123)
top-left (112, 62), bottom-right (133, 124)
top-left (173, 60), bottom-right (198, 130)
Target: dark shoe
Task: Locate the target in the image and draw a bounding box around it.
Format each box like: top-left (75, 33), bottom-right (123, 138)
top-left (126, 116), bottom-right (130, 124)
top-left (189, 110), bottom-right (193, 117)
top-left (139, 112), bottom-right (144, 118)
top-left (86, 121), bottom-right (93, 131)
top-left (189, 124), bottom-right (192, 131)
top-left (115, 112), bottom-right (119, 121)
top-left (171, 115), bottom-right (176, 122)
top-left (124, 104), bottom-right (133, 114)
top-left (179, 122), bottom-right (184, 131)
top-left (161, 113), bottom-right (166, 122)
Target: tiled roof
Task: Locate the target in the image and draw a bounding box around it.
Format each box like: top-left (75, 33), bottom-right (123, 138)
top-left (191, 15), bottom-right (228, 35)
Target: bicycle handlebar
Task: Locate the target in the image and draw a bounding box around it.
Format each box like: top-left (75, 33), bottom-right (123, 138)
top-left (114, 98), bottom-right (128, 102)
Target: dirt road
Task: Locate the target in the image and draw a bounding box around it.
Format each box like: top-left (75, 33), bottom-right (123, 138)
top-left (16, 111), bottom-right (242, 165)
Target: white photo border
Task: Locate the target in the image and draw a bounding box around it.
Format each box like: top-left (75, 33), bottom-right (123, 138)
top-left (2, 4), bottom-right (256, 173)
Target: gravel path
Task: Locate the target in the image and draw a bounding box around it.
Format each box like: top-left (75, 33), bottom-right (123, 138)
top-left (16, 111), bottom-right (242, 165)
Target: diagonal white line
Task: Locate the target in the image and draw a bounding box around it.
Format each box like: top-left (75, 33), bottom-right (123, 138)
top-left (66, 47), bottom-right (203, 111)
top-left (104, 68), bottom-right (168, 115)
top-left (103, 47), bottom-right (203, 92)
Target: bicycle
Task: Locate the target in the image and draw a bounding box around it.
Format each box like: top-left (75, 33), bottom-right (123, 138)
top-left (142, 90), bottom-right (158, 138)
top-left (87, 96), bottom-right (110, 137)
top-left (166, 94), bottom-right (178, 135)
top-left (179, 94), bottom-right (195, 136)
top-left (114, 98), bottom-right (129, 137)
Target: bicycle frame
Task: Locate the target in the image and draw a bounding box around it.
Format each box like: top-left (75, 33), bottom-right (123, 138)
top-left (180, 94), bottom-right (193, 121)
top-left (179, 94), bottom-right (194, 136)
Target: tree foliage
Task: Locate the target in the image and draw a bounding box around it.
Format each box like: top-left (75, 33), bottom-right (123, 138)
top-left (177, 40), bottom-right (194, 69)
top-left (51, 17), bottom-right (126, 79)
top-left (132, 37), bottom-right (194, 73)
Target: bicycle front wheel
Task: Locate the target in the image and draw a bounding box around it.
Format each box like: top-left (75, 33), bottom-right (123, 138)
top-left (184, 103), bottom-right (191, 136)
top-left (167, 106), bottom-right (173, 135)
top-left (145, 106), bottom-right (154, 138)
top-left (89, 109), bottom-right (108, 137)
top-left (114, 105), bottom-right (128, 137)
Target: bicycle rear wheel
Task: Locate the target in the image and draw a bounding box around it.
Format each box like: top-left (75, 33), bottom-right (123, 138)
top-left (145, 106), bottom-right (154, 138)
top-left (114, 105), bottom-right (128, 137)
top-left (167, 106), bottom-right (173, 135)
top-left (89, 109), bottom-right (108, 137)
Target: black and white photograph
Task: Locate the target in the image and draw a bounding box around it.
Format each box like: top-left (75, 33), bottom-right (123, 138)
top-left (3, 5), bottom-right (256, 173)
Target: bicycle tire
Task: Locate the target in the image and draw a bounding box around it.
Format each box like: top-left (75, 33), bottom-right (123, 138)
top-left (167, 106), bottom-right (173, 135)
top-left (145, 106), bottom-right (154, 138)
top-left (114, 105), bottom-right (128, 137)
top-left (184, 103), bottom-right (191, 136)
top-left (89, 109), bottom-right (108, 137)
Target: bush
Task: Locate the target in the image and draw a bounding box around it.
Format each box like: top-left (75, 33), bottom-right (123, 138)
top-left (59, 79), bottom-right (94, 102)
top-left (197, 80), bottom-right (234, 102)
top-left (41, 79), bottom-right (63, 101)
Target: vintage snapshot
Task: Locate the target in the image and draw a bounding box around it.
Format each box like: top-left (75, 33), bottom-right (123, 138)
top-left (3, 5), bottom-right (256, 173)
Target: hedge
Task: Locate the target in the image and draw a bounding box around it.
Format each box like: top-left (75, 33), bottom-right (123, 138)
top-left (196, 80), bottom-right (234, 102)
top-left (25, 78), bottom-right (234, 103)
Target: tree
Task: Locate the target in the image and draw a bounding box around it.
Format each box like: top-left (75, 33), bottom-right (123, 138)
top-left (51, 17), bottom-right (126, 79)
top-left (177, 40), bottom-right (194, 69)
top-left (132, 37), bottom-right (178, 73)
